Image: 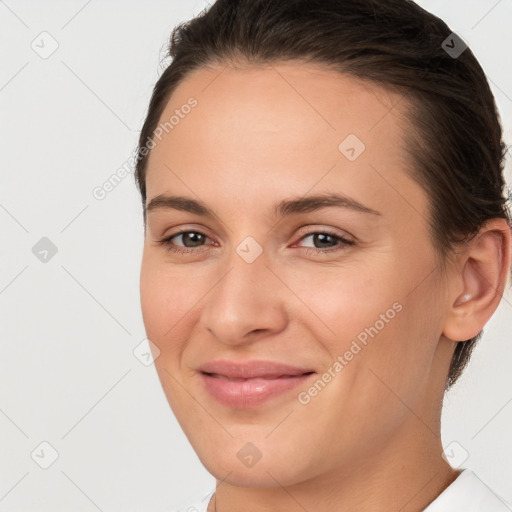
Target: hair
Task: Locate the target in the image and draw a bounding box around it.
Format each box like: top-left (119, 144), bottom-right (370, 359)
top-left (134, 0), bottom-right (512, 391)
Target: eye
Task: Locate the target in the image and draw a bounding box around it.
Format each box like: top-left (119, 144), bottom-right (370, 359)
top-left (157, 230), bottom-right (213, 254)
top-left (156, 229), bottom-right (355, 256)
top-left (294, 230), bottom-right (355, 255)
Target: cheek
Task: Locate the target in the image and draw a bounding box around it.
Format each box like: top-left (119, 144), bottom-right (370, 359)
top-left (140, 248), bottom-right (202, 313)
top-left (139, 254), bottom-right (198, 409)
top-left (293, 260), bottom-right (435, 393)
top-left (139, 252), bottom-right (195, 348)
top-left (140, 262), bottom-right (167, 338)
top-left (286, 262), bottom-right (400, 349)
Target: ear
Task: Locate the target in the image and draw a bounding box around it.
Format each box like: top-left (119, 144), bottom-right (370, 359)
top-left (442, 218), bottom-right (512, 342)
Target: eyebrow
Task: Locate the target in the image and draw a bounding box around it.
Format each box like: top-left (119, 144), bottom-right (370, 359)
top-left (145, 192), bottom-right (382, 218)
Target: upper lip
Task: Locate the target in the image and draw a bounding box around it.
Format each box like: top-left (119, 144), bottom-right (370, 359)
top-left (198, 359), bottom-right (316, 379)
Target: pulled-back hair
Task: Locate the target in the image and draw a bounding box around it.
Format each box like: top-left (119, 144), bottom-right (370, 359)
top-left (134, 0), bottom-right (511, 390)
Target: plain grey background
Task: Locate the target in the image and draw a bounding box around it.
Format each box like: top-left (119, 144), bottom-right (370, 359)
top-left (1, 1), bottom-right (511, 510)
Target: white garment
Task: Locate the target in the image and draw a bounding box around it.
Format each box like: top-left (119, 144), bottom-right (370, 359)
top-left (422, 469), bottom-right (511, 511)
top-left (170, 469), bottom-right (511, 511)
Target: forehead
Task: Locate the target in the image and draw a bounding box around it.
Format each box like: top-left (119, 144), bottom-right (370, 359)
top-left (154, 60), bottom-right (409, 150)
top-left (145, 61), bottom-right (426, 224)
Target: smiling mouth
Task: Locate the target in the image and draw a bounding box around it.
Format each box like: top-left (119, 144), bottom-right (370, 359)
top-left (199, 371), bottom-right (317, 407)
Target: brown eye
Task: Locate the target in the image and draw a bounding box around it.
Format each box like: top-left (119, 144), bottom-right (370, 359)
top-left (295, 230), bottom-right (354, 255)
top-left (157, 231), bottom-right (213, 254)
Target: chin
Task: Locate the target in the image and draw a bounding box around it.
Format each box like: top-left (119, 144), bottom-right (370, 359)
top-left (196, 440), bottom-right (313, 489)
top-left (203, 461), bottom-right (299, 488)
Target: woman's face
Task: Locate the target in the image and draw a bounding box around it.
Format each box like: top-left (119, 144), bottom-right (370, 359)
top-left (140, 62), bottom-right (455, 486)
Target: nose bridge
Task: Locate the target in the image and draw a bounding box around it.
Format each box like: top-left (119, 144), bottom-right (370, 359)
top-left (219, 231), bottom-right (271, 296)
top-left (214, 237), bottom-right (272, 312)
top-left (200, 237), bottom-right (287, 345)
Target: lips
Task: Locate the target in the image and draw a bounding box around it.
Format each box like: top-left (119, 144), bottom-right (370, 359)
top-left (198, 359), bottom-right (316, 407)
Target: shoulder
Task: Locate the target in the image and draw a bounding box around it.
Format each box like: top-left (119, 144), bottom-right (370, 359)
top-left (423, 468), bottom-right (511, 511)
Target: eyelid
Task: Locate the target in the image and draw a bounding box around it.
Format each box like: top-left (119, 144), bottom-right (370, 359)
top-left (160, 224), bottom-right (215, 241)
top-left (293, 225), bottom-right (355, 243)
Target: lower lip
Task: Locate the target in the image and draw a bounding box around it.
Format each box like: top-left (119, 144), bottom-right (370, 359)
top-left (199, 372), bottom-right (315, 408)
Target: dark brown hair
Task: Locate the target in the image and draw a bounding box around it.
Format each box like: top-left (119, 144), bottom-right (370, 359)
top-left (134, 0), bottom-right (511, 390)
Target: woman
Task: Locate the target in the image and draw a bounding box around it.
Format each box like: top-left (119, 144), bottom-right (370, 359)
top-left (135, 0), bottom-right (512, 510)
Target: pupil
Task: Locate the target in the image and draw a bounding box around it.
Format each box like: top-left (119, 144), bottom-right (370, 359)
top-left (315, 233), bottom-right (333, 248)
top-left (184, 232), bottom-right (203, 247)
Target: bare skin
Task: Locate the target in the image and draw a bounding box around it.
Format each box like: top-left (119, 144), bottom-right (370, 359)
top-left (139, 61), bottom-right (511, 512)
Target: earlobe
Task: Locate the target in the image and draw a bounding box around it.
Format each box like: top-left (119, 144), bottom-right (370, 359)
top-left (442, 218), bottom-right (511, 342)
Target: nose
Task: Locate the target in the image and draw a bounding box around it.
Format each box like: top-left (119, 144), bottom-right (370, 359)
top-left (199, 246), bottom-right (288, 347)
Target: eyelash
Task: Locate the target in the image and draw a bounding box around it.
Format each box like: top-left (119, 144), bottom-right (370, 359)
top-left (156, 229), bottom-right (355, 256)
